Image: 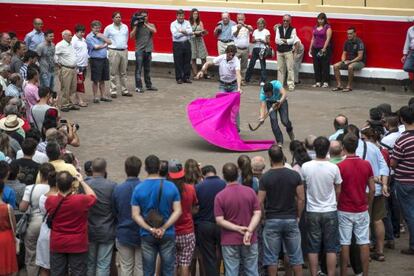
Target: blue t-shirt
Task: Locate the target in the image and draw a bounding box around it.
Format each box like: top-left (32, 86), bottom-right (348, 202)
top-left (131, 178), bottom-right (180, 237)
top-left (2, 185), bottom-right (16, 208)
top-left (194, 176), bottom-right (226, 224)
top-left (112, 178), bottom-right (141, 246)
top-left (259, 80), bottom-right (283, 102)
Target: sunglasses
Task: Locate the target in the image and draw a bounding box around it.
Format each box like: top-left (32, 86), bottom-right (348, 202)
top-left (283, 20), bottom-right (290, 22)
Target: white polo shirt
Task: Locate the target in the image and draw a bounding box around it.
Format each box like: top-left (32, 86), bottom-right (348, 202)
top-left (71, 35), bottom-right (89, 67)
top-left (213, 54), bottom-right (241, 83)
top-left (104, 23), bottom-right (129, 50)
top-left (232, 25), bottom-right (250, 49)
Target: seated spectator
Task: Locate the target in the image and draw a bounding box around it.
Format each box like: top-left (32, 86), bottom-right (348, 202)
top-left (45, 171), bottom-right (97, 276)
top-left (329, 114), bottom-right (348, 141)
top-left (332, 27), bottom-right (365, 92)
top-left (24, 67), bottom-right (40, 122)
top-left (5, 73), bottom-right (23, 98)
top-left (86, 158), bottom-right (117, 276)
top-left (11, 138), bottom-right (40, 185)
top-left (112, 156), bottom-right (142, 275)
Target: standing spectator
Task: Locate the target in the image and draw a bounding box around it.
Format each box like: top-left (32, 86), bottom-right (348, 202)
top-left (112, 156), bottom-right (142, 276)
top-left (0, 65), bottom-right (10, 91)
top-left (5, 73), bottom-right (23, 98)
top-left (237, 155), bottom-right (259, 193)
top-left (293, 36), bottom-right (304, 85)
top-left (9, 32), bottom-right (18, 48)
top-left (170, 9), bottom-right (193, 84)
top-left (168, 159), bottom-right (198, 276)
top-left (104, 11), bottom-right (132, 98)
top-left (214, 162), bottom-right (261, 276)
top-left (329, 140), bottom-right (344, 164)
top-left (11, 138), bottom-right (40, 185)
top-left (31, 87), bottom-right (56, 132)
top-left (5, 162), bottom-right (26, 206)
top-left (19, 162), bottom-right (53, 276)
top-left (71, 24), bottom-right (89, 107)
top-left (0, 161), bottom-right (17, 209)
top-left (10, 41), bottom-right (26, 74)
top-left (46, 172), bottom-right (97, 276)
top-left (245, 18), bottom-right (270, 85)
top-left (36, 29), bottom-right (55, 89)
top-left (259, 145), bottom-right (305, 276)
top-left (24, 68), bottom-right (40, 121)
top-left (402, 21), bottom-right (414, 83)
top-left (54, 30), bottom-right (79, 112)
top-left (329, 114), bottom-right (348, 141)
top-left (130, 10), bottom-right (158, 93)
top-left (0, 32), bottom-right (11, 53)
top-left (189, 9), bottom-right (209, 79)
top-left (184, 158), bottom-right (203, 185)
top-left (332, 27), bottom-right (366, 92)
top-left (301, 136), bottom-right (342, 276)
top-left (20, 50), bottom-right (39, 80)
top-left (275, 14), bottom-right (297, 91)
top-left (337, 134), bottom-right (375, 276)
top-left (131, 155), bottom-right (182, 276)
top-left (0, 51), bottom-right (12, 65)
top-left (309, 13), bottom-right (332, 88)
top-left (195, 165), bottom-right (225, 276)
top-left (214, 12), bottom-right (236, 55)
top-left (86, 158), bottom-right (117, 276)
top-left (0, 178), bottom-right (18, 276)
top-left (25, 18), bottom-right (45, 51)
top-left (86, 20), bottom-right (113, 103)
top-left (232, 13), bottom-right (253, 85)
top-left (251, 156), bottom-right (266, 179)
top-left (391, 106), bottom-right (414, 255)
top-left (305, 134), bottom-right (317, 160)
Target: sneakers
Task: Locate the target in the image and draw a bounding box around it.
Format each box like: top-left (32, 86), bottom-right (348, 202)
top-left (110, 94), bottom-right (117, 98)
top-left (322, 82), bottom-right (329, 88)
top-left (288, 85), bottom-right (295, 91)
top-left (122, 92), bottom-right (133, 97)
top-left (93, 98), bottom-right (100, 104)
top-left (135, 88), bottom-right (144, 93)
top-left (312, 82), bottom-right (321, 88)
top-left (100, 97), bottom-right (112, 102)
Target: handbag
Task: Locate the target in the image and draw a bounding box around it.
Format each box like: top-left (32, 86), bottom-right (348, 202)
top-left (46, 196), bottom-right (65, 229)
top-left (259, 45), bottom-right (274, 59)
top-left (7, 204), bottom-right (21, 255)
top-left (76, 71), bottom-right (85, 93)
top-left (15, 184), bottom-right (36, 238)
top-left (144, 179), bottom-right (164, 228)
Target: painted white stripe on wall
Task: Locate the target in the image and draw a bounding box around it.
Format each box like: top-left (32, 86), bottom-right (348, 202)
top-left (1, 0), bottom-right (413, 22)
top-left (128, 52), bottom-right (409, 80)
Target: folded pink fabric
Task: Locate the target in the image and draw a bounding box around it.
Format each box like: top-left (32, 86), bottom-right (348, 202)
top-left (187, 92), bottom-right (275, 152)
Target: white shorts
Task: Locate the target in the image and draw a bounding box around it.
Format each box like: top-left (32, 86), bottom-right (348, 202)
top-left (338, 210), bottom-right (370, 246)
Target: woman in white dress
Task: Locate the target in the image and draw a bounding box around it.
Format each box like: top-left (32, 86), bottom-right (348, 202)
top-left (35, 164), bottom-right (56, 276)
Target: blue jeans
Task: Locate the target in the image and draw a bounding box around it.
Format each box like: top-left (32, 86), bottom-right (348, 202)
top-left (395, 180), bottom-right (414, 250)
top-left (141, 235), bottom-right (175, 276)
top-left (267, 101), bottom-right (293, 144)
top-left (87, 241), bottom-right (114, 276)
top-left (40, 71), bottom-right (55, 89)
top-left (221, 243), bottom-right (258, 276)
top-left (245, 47), bottom-right (267, 83)
top-left (403, 51), bottom-right (414, 73)
top-left (135, 50), bottom-right (152, 89)
top-left (263, 219), bottom-right (303, 266)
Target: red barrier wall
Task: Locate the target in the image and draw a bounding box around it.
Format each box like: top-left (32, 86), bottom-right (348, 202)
top-left (0, 3), bottom-right (410, 69)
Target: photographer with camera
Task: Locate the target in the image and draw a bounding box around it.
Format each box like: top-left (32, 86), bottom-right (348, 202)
top-left (130, 10), bottom-right (158, 93)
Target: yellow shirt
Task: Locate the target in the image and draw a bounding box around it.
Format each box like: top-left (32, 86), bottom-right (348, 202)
top-left (36, 159), bottom-right (79, 188)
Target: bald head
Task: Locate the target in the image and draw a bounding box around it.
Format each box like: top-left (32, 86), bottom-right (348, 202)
top-left (62, 30), bottom-right (72, 43)
top-left (33, 18), bottom-right (43, 31)
top-left (92, 158), bottom-right (107, 175)
top-left (329, 140), bottom-right (343, 158)
top-left (334, 115), bottom-right (348, 131)
top-left (0, 32), bottom-right (11, 46)
top-left (222, 12), bottom-right (230, 24)
top-left (251, 156), bottom-right (265, 174)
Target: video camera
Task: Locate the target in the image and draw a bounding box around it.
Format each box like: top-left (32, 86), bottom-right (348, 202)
top-left (131, 12), bottom-right (145, 28)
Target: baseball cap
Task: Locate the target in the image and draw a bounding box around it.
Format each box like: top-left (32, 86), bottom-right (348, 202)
top-left (168, 159), bottom-right (185, 179)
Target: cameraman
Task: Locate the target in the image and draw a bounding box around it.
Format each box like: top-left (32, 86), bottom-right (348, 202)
top-left (130, 10), bottom-right (157, 93)
top-left (57, 119), bottom-right (80, 148)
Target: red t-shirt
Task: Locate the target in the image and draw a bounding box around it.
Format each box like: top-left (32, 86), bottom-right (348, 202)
top-left (175, 184), bottom-right (198, 235)
top-left (338, 156), bottom-right (373, 213)
top-left (45, 193), bottom-right (96, 253)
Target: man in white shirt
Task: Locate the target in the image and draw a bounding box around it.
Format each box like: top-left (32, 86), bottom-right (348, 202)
top-left (170, 9), bottom-right (193, 84)
top-left (104, 12), bottom-right (131, 98)
top-left (293, 36), bottom-right (304, 85)
top-left (232, 13), bottom-right (252, 85)
top-left (275, 15), bottom-right (297, 91)
top-left (301, 136), bottom-right (342, 276)
top-left (71, 24), bottom-right (89, 107)
top-left (54, 30), bottom-right (79, 112)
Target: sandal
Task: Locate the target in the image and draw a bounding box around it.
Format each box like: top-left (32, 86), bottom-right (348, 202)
top-left (332, 87), bottom-right (343, 91)
top-left (371, 252), bottom-right (385, 262)
top-left (342, 87), bottom-right (353, 92)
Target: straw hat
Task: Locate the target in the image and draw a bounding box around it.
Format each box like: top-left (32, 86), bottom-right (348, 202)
top-left (0, 115), bottom-right (24, 131)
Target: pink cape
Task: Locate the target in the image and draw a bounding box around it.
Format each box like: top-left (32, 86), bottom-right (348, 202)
top-left (187, 92), bottom-right (275, 152)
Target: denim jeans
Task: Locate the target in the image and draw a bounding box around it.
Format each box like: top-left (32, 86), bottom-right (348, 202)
top-left (141, 235), bottom-right (175, 276)
top-left (395, 180), bottom-right (414, 250)
top-left (40, 71), bottom-right (55, 89)
top-left (222, 243), bottom-right (258, 276)
top-left (384, 177), bottom-right (401, 237)
top-left (263, 218), bottom-right (303, 266)
top-left (135, 50), bottom-right (152, 89)
top-left (245, 47), bottom-right (266, 83)
top-left (267, 101), bottom-right (293, 144)
top-left (87, 241), bottom-right (114, 276)
top-left (403, 51), bottom-right (414, 72)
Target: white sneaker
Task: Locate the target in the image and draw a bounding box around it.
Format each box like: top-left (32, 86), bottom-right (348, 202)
top-left (288, 85), bottom-right (295, 91)
top-left (260, 82), bottom-right (265, 87)
top-left (322, 82), bottom-right (329, 88)
top-left (312, 82), bottom-right (321, 88)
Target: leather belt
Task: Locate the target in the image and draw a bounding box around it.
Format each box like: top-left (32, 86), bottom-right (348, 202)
top-left (220, 80), bottom-right (237, 85)
top-left (220, 39), bottom-right (233, 43)
top-left (109, 48), bottom-right (127, 51)
top-left (60, 64), bottom-right (76, 69)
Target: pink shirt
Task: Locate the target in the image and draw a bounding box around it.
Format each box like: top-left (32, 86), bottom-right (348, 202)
top-left (24, 83), bottom-right (40, 122)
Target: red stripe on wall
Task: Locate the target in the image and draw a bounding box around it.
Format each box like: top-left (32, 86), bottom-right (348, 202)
top-left (0, 3), bottom-right (410, 69)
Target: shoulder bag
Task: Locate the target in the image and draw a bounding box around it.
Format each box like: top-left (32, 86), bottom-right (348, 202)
top-left (46, 196), bottom-right (65, 229)
top-left (15, 184), bottom-right (36, 238)
top-left (144, 179), bottom-right (164, 228)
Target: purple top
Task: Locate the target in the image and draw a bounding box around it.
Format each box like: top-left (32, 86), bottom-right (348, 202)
top-left (24, 83), bottom-right (40, 122)
top-left (313, 24), bottom-right (331, 49)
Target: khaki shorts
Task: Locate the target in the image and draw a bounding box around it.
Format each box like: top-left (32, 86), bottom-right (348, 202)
top-left (338, 61), bottom-right (365, 71)
top-left (370, 195), bottom-right (386, 222)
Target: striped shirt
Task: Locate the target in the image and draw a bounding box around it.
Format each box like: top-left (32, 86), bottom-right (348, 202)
top-left (391, 130), bottom-right (414, 184)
